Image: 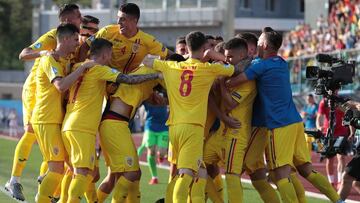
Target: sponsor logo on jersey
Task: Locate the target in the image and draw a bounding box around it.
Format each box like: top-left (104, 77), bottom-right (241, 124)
top-left (126, 156), bottom-right (133, 167)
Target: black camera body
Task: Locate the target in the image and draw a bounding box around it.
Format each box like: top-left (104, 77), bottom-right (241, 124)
top-left (305, 53), bottom-right (356, 160)
top-left (343, 108), bottom-right (360, 129)
top-left (306, 54), bottom-right (355, 95)
top-left (305, 129), bottom-right (358, 160)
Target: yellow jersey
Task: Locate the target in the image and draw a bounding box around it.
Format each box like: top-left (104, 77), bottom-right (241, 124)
top-left (153, 58), bottom-right (234, 127)
top-left (223, 80), bottom-right (257, 138)
top-left (23, 29), bottom-right (57, 101)
top-left (31, 55), bottom-right (70, 124)
top-left (87, 25), bottom-right (168, 73)
top-left (112, 66), bottom-right (160, 118)
top-left (62, 64), bottom-right (120, 134)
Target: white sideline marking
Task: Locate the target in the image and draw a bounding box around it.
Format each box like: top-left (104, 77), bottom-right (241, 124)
top-left (139, 161), bottom-right (360, 203)
top-left (0, 187), bottom-right (28, 203)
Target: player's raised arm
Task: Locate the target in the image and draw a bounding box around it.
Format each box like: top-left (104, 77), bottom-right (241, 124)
top-left (115, 72), bottom-right (161, 84)
top-left (53, 60), bottom-right (97, 92)
top-left (142, 55), bottom-right (159, 68)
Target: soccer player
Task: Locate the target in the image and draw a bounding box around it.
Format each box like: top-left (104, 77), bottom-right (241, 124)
top-left (79, 15), bottom-right (99, 44)
top-left (5, 4), bottom-right (81, 201)
top-left (175, 37), bottom-right (188, 56)
top-left (140, 98), bottom-right (169, 185)
top-left (78, 3), bottom-right (171, 72)
top-left (301, 94), bottom-right (318, 153)
top-left (143, 31), bottom-right (242, 203)
top-left (203, 37), bottom-right (256, 203)
top-left (97, 66), bottom-right (164, 203)
top-left (226, 27), bottom-right (343, 203)
top-left (60, 38), bottom-right (161, 203)
top-left (31, 23), bottom-right (94, 203)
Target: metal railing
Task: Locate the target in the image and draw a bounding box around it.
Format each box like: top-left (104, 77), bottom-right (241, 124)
top-left (287, 48), bottom-right (360, 95)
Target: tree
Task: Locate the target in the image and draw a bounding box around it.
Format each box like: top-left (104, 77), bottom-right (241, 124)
top-left (0, 0), bottom-right (32, 70)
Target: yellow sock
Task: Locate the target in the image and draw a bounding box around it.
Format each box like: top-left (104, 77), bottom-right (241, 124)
top-left (85, 175), bottom-right (97, 203)
top-left (165, 175), bottom-right (178, 203)
top-left (126, 180), bottom-right (140, 203)
top-left (96, 189), bottom-right (109, 203)
top-left (112, 176), bottom-right (133, 203)
top-left (306, 171), bottom-right (340, 202)
top-left (252, 179), bottom-right (280, 203)
top-left (173, 173), bottom-right (193, 203)
top-left (213, 174), bottom-right (224, 201)
top-left (290, 173), bottom-right (306, 203)
top-left (59, 170), bottom-right (73, 203)
top-left (190, 177), bottom-right (206, 203)
top-left (38, 171), bottom-right (64, 202)
top-left (205, 177), bottom-right (223, 203)
top-left (11, 131), bottom-right (36, 177)
top-left (225, 174), bottom-right (243, 203)
top-left (67, 174), bottom-right (88, 203)
top-left (276, 178), bottom-right (298, 203)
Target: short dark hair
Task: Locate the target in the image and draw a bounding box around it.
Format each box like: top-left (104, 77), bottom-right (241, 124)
top-left (119, 3), bottom-right (140, 20)
top-left (262, 27), bottom-right (283, 51)
top-left (224, 37), bottom-right (248, 51)
top-left (186, 31), bottom-right (207, 52)
top-left (176, 37), bottom-right (186, 45)
top-left (205, 35), bottom-right (215, 40)
top-left (214, 42), bottom-right (225, 54)
top-left (56, 23), bottom-right (79, 39)
top-left (90, 38), bottom-right (113, 56)
top-left (307, 94), bottom-right (314, 97)
top-left (82, 15), bottom-right (100, 25)
top-left (236, 32), bottom-right (258, 46)
top-left (59, 4), bottom-right (79, 18)
top-left (215, 35), bottom-right (224, 41)
top-left (167, 54), bottom-right (186, 62)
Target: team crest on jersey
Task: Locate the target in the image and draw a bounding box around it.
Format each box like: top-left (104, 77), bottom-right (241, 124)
top-left (126, 156), bottom-right (133, 167)
top-left (34, 42), bottom-right (42, 49)
top-left (161, 45), bottom-right (166, 52)
top-left (53, 147), bottom-right (59, 155)
top-left (132, 42), bottom-right (140, 53)
top-left (52, 67), bottom-right (58, 75)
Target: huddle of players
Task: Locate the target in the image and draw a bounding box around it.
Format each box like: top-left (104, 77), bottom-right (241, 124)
top-left (171, 31), bottom-right (346, 203)
top-left (4, 2), bottom-right (347, 203)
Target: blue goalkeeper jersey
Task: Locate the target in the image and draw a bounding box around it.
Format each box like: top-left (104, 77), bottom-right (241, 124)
top-left (245, 55), bottom-right (302, 129)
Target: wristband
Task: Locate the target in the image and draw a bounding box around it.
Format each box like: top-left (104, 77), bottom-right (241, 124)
top-left (39, 50), bottom-right (48, 57)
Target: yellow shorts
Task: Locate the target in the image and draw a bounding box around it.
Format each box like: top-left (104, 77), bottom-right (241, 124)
top-left (243, 127), bottom-right (268, 174)
top-left (99, 119), bottom-right (139, 173)
top-left (22, 87), bottom-right (36, 125)
top-left (167, 142), bottom-right (177, 164)
top-left (266, 122), bottom-right (311, 170)
top-left (169, 123), bottom-right (204, 172)
top-left (305, 133), bottom-right (315, 154)
top-left (62, 131), bottom-right (96, 170)
top-left (203, 129), bottom-right (225, 166)
top-left (223, 128), bottom-right (250, 174)
top-left (32, 124), bottom-right (66, 162)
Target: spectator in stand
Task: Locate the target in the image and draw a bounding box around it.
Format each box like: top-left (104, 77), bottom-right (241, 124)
top-left (280, 0), bottom-right (360, 59)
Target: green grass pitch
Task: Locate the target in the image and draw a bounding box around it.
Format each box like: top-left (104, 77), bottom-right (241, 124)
top-left (0, 137), bottom-right (330, 203)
